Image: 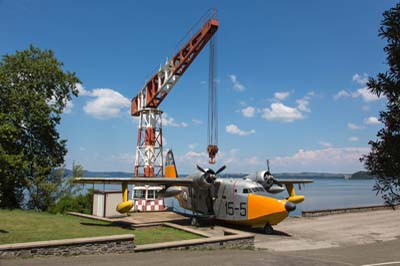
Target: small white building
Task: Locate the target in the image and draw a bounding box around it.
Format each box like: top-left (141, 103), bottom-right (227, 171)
top-left (131, 185), bottom-right (166, 212)
top-left (92, 190), bottom-right (124, 217)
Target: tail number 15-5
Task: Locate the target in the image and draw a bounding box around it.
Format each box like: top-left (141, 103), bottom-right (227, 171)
top-left (225, 202), bottom-right (246, 216)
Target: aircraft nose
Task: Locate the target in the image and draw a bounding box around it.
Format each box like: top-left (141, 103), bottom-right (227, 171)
top-left (285, 201), bottom-right (296, 212)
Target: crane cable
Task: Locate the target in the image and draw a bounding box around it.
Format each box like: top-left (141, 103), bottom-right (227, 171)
top-left (207, 35), bottom-right (218, 164)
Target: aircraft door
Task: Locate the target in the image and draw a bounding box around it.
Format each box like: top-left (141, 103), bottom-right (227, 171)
top-left (214, 182), bottom-right (228, 219)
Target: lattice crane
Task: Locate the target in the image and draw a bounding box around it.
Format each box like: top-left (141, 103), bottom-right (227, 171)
top-left (131, 11), bottom-right (219, 177)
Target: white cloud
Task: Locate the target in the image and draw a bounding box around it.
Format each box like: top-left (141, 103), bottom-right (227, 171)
top-left (352, 73), bottom-right (368, 85)
top-left (225, 124), bottom-right (255, 136)
top-left (220, 149), bottom-right (240, 165)
top-left (347, 122), bottom-right (363, 130)
top-left (175, 151), bottom-right (209, 169)
top-left (274, 91), bottom-right (290, 101)
top-left (261, 102), bottom-right (304, 122)
top-left (228, 74), bottom-right (246, 92)
top-left (352, 87), bottom-right (380, 102)
top-left (334, 90), bottom-right (351, 100)
top-left (241, 106), bottom-right (255, 118)
top-left (348, 136), bottom-right (359, 142)
top-left (319, 141), bottom-right (332, 148)
top-left (364, 116), bottom-right (380, 125)
top-left (245, 156), bottom-right (262, 165)
top-left (261, 92), bottom-right (314, 122)
top-left (83, 88), bottom-right (130, 119)
top-left (192, 118), bottom-right (203, 125)
top-left (75, 83), bottom-right (91, 96)
top-left (271, 147), bottom-right (369, 172)
top-left (296, 97), bottom-right (310, 112)
top-left (163, 113), bottom-right (188, 128)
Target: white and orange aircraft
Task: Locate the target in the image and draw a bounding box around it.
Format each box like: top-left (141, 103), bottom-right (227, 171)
top-left (74, 150), bottom-right (312, 234)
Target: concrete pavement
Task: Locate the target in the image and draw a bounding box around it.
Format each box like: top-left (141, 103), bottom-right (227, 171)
top-left (253, 209), bottom-right (400, 251)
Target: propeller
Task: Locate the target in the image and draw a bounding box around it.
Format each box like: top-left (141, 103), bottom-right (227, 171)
top-left (196, 164), bottom-right (226, 201)
top-left (196, 164), bottom-right (226, 184)
top-left (263, 159), bottom-right (283, 191)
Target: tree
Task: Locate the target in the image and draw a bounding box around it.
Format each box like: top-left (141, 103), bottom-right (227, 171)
top-left (49, 162), bottom-right (93, 215)
top-left (361, 3), bottom-right (400, 205)
top-left (60, 161), bottom-right (84, 197)
top-left (0, 45), bottom-right (80, 210)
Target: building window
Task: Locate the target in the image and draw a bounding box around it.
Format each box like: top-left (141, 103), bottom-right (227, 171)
top-left (133, 189), bottom-right (145, 199)
top-left (147, 190), bottom-right (155, 199)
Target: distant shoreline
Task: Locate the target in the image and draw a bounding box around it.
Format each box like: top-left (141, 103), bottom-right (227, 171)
top-left (67, 169), bottom-right (375, 180)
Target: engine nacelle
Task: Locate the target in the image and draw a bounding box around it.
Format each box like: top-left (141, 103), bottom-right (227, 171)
top-left (193, 173), bottom-right (212, 189)
top-left (267, 184), bottom-right (285, 194)
top-left (245, 171), bottom-right (274, 189)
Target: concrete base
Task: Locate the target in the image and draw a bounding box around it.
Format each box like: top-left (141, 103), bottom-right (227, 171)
top-left (0, 235), bottom-right (135, 258)
top-left (67, 212), bottom-right (255, 252)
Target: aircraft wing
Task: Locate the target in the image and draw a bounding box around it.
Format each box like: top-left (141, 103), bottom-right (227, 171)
top-left (73, 177), bottom-right (194, 187)
top-left (275, 179), bottom-right (313, 185)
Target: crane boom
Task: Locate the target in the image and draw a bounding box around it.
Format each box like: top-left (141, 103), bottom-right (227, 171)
top-left (131, 18), bottom-right (219, 116)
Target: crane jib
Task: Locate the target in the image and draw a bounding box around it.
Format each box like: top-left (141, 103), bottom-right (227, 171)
top-left (131, 19), bottom-right (219, 116)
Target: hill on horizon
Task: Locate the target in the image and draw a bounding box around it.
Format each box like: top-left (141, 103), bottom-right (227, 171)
top-left (64, 169), bottom-right (371, 179)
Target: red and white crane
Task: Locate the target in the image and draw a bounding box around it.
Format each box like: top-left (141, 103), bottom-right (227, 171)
top-left (131, 10), bottom-right (219, 178)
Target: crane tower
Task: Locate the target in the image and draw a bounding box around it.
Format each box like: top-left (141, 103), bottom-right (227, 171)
top-left (131, 11), bottom-right (219, 178)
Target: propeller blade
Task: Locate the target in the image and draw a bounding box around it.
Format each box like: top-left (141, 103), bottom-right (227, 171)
top-left (206, 169), bottom-right (215, 175)
top-left (215, 165), bottom-right (226, 175)
top-left (196, 164), bottom-right (206, 173)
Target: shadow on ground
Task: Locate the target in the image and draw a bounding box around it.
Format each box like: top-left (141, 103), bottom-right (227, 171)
top-left (80, 222), bottom-right (134, 230)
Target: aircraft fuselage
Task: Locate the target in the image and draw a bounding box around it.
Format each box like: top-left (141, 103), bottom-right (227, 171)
top-left (176, 176), bottom-right (293, 227)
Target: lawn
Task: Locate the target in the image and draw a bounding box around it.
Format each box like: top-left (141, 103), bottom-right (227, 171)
top-left (0, 209), bottom-right (201, 245)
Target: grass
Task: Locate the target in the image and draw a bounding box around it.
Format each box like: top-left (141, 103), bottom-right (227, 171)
top-left (0, 209), bottom-right (201, 245)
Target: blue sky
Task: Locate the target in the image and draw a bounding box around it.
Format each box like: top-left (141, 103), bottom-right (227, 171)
top-left (1, 0), bottom-right (395, 174)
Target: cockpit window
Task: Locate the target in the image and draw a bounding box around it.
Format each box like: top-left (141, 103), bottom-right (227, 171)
top-left (243, 187), bottom-right (266, 194)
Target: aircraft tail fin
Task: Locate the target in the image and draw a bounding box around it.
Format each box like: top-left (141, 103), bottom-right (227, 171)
top-left (165, 149), bottom-right (178, 178)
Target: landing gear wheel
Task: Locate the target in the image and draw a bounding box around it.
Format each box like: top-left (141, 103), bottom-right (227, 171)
top-left (190, 217), bottom-right (199, 227)
top-left (263, 224), bottom-right (274, 234)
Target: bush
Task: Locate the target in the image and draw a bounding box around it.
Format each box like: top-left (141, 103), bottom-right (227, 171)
top-left (49, 190), bottom-right (93, 214)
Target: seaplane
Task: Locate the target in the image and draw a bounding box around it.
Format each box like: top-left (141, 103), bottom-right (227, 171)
top-left (74, 150), bottom-right (312, 234)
